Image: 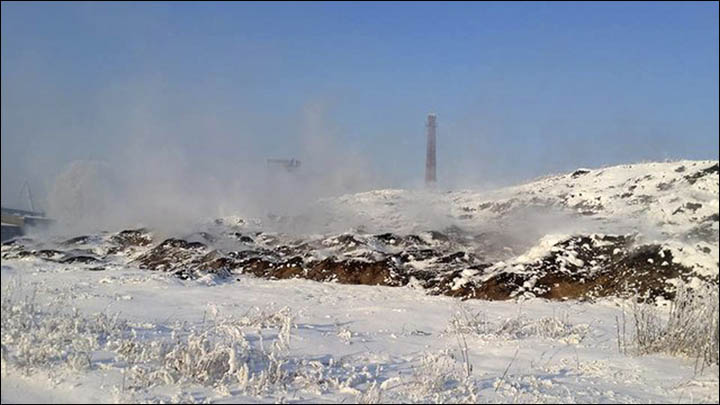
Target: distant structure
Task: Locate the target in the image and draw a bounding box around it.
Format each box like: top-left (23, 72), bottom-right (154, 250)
top-left (425, 113), bottom-right (437, 185)
top-left (266, 158), bottom-right (301, 173)
top-left (19, 180), bottom-right (37, 212)
top-left (1, 182), bottom-right (52, 242)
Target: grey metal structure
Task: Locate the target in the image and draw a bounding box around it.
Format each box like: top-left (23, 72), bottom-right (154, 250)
top-left (425, 113), bottom-right (437, 185)
top-left (1, 182), bottom-right (53, 242)
top-left (267, 158), bottom-right (301, 172)
top-left (1, 208), bottom-right (52, 243)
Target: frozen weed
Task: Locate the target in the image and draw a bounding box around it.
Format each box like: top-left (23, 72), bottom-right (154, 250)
top-left (356, 381), bottom-right (383, 404)
top-left (618, 283), bottom-right (719, 371)
top-left (0, 284), bottom-right (403, 401)
top-left (1, 284), bottom-right (298, 396)
top-left (447, 306), bottom-right (589, 344)
top-left (337, 326), bottom-right (353, 345)
top-left (389, 349), bottom-right (479, 403)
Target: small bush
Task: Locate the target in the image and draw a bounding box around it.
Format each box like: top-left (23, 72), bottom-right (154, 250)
top-left (618, 283), bottom-right (719, 371)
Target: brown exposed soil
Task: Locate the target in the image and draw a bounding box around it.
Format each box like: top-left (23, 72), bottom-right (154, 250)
top-left (215, 233), bottom-right (699, 302)
top-left (60, 255), bottom-right (101, 264)
top-left (134, 238), bottom-right (209, 272)
top-left (111, 229), bottom-right (153, 248)
top-left (472, 237), bottom-right (698, 301)
top-left (3, 228), bottom-right (710, 302)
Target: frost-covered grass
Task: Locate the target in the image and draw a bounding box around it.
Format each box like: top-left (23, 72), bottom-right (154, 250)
top-left (1, 280), bottom-right (123, 376)
top-left (447, 305), bottom-right (590, 344)
top-left (618, 283), bottom-right (719, 372)
top-left (2, 260), bottom-right (718, 403)
top-left (0, 282), bottom-right (297, 400)
top-left (0, 280), bottom-right (588, 403)
top-left (0, 280), bottom-right (485, 403)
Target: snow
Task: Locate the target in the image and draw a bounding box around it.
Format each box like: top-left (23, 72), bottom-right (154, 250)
top-left (2, 257), bottom-right (718, 403)
top-left (1, 159), bottom-right (718, 403)
top-left (314, 160), bottom-right (718, 241)
top-left (514, 234), bottom-right (571, 265)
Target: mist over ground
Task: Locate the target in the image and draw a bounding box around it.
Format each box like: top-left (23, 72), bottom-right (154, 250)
top-left (2, 2), bottom-right (718, 235)
top-left (1, 5), bottom-right (718, 403)
top-left (40, 101), bottom-right (386, 235)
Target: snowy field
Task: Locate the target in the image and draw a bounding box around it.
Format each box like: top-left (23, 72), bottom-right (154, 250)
top-left (2, 261), bottom-right (718, 404)
top-left (1, 160), bottom-right (718, 403)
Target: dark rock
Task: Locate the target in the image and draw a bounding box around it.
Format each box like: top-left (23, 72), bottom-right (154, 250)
top-left (158, 238), bottom-right (206, 250)
top-left (703, 213), bottom-right (719, 223)
top-left (375, 232), bottom-right (401, 244)
top-left (684, 202), bottom-right (702, 212)
top-left (36, 249), bottom-right (63, 259)
top-left (656, 182), bottom-right (673, 191)
top-left (685, 163), bottom-right (719, 184)
top-left (571, 169), bottom-right (591, 178)
top-left (231, 233), bottom-right (255, 244)
top-left (62, 235), bottom-right (91, 245)
top-left (61, 255), bottom-right (100, 264)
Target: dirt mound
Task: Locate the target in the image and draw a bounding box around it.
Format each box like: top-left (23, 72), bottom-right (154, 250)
top-left (225, 254), bottom-right (406, 287)
top-left (60, 254), bottom-right (101, 264)
top-left (309, 258), bottom-right (407, 286)
top-left (2, 227), bottom-right (711, 303)
top-left (134, 238), bottom-right (209, 272)
top-left (110, 229), bottom-right (153, 248)
top-left (465, 235), bottom-right (697, 301)
top-left (223, 233), bottom-right (701, 302)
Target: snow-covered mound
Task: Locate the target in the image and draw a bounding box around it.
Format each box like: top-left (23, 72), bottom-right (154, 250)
top-left (318, 159), bottom-right (719, 282)
top-left (1, 160), bottom-right (718, 403)
top-left (323, 160), bottom-right (718, 234)
top-left (2, 160), bottom-right (717, 301)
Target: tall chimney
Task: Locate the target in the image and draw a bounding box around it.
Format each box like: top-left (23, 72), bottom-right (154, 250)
top-left (425, 113), bottom-right (437, 185)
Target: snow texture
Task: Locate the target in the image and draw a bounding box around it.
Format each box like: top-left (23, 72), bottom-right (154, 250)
top-left (1, 160), bottom-right (718, 403)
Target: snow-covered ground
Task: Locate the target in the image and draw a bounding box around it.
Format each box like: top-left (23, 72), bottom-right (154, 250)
top-left (315, 160), bottom-right (718, 236)
top-left (1, 160), bottom-right (718, 403)
top-left (2, 260), bottom-right (718, 404)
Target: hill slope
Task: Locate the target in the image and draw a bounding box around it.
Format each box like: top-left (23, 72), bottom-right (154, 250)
top-left (3, 160), bottom-right (717, 301)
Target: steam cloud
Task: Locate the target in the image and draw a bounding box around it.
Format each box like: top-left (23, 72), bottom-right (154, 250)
top-left (41, 99), bottom-right (386, 236)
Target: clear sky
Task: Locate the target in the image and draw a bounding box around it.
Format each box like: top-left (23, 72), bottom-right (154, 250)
top-left (2, 1), bottom-right (718, 211)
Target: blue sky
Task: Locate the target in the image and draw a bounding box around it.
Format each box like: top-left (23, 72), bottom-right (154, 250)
top-left (2, 2), bottom-right (718, 209)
